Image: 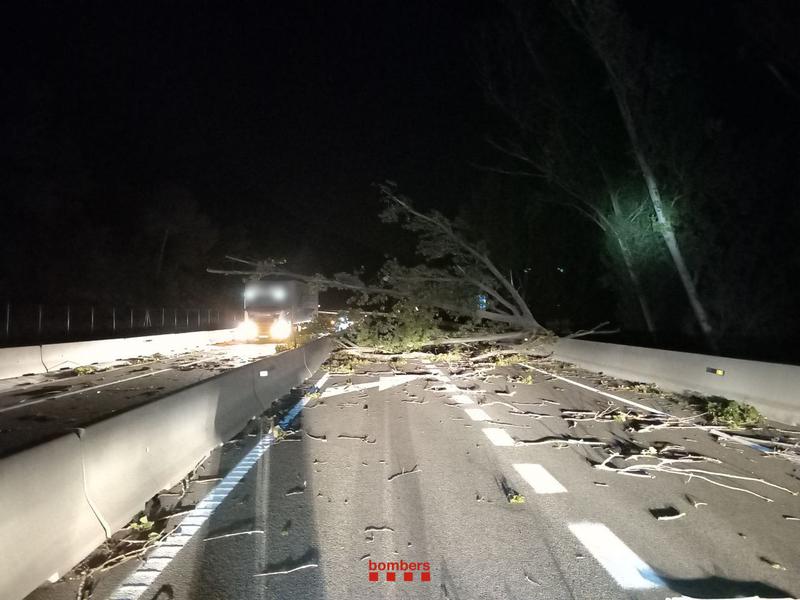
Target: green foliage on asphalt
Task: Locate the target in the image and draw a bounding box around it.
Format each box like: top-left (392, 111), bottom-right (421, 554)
top-left (323, 353), bottom-right (370, 374)
top-left (510, 373), bottom-right (534, 385)
top-left (701, 397), bottom-right (763, 428)
top-left (128, 515), bottom-right (154, 532)
top-left (73, 366), bottom-right (96, 375)
top-left (493, 354), bottom-right (530, 366)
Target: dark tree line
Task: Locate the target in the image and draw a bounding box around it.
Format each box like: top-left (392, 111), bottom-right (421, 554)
top-left (468, 0), bottom-right (800, 360)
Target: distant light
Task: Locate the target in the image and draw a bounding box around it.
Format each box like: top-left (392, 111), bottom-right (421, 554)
top-left (272, 287), bottom-right (287, 301)
top-left (244, 288), bottom-right (257, 300)
top-left (556, 267), bottom-right (565, 273)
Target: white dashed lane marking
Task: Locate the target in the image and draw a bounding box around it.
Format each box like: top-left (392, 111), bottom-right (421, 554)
top-left (482, 427), bottom-right (515, 447)
top-left (513, 463), bottom-right (567, 494)
top-left (451, 394), bottom-right (474, 405)
top-left (568, 522), bottom-right (664, 589)
top-left (464, 407), bottom-right (491, 421)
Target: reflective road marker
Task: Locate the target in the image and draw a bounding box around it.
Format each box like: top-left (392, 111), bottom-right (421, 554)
top-left (513, 463), bottom-right (567, 494)
top-left (568, 522), bottom-right (664, 589)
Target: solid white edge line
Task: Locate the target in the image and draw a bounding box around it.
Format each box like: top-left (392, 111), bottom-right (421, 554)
top-left (568, 522), bottom-right (663, 589)
top-left (520, 364), bottom-right (669, 416)
top-left (513, 463), bottom-right (567, 494)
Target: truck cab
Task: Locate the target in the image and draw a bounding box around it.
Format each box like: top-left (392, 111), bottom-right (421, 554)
top-left (236, 279), bottom-right (318, 341)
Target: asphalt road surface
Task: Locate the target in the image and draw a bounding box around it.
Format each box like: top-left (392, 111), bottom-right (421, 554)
top-left (0, 342), bottom-right (276, 457)
top-left (27, 355), bottom-right (800, 600)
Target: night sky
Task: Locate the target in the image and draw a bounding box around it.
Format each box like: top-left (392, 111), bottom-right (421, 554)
top-left (2, 1), bottom-right (799, 358)
top-left (2, 1), bottom-right (491, 273)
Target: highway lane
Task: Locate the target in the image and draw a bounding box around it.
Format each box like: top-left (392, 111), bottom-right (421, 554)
top-left (27, 355), bottom-right (800, 600)
top-left (0, 342), bottom-right (277, 457)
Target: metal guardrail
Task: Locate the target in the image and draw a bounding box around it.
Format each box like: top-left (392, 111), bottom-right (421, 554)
top-left (1, 302), bottom-right (242, 348)
top-left (0, 336), bottom-right (334, 600)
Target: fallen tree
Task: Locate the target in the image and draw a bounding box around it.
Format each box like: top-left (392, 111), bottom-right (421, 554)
top-left (210, 183), bottom-right (559, 351)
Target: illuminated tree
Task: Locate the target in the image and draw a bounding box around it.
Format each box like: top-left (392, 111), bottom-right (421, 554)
top-left (477, 2), bottom-right (657, 336)
top-left (562, 0), bottom-right (717, 348)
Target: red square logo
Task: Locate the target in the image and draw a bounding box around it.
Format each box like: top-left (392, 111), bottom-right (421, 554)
top-left (404, 572), bottom-right (413, 581)
top-left (421, 572), bottom-right (431, 582)
top-left (368, 572), bottom-right (379, 582)
top-left (386, 572), bottom-right (396, 582)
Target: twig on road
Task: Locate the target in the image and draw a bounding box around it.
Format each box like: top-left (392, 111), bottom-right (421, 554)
top-left (254, 563), bottom-right (319, 577)
top-left (514, 436), bottom-right (607, 448)
top-left (595, 452), bottom-right (798, 502)
top-left (204, 530), bottom-right (265, 542)
top-left (388, 465), bottom-right (421, 481)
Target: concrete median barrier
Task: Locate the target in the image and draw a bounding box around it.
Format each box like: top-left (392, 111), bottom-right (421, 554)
top-left (552, 338), bottom-right (800, 425)
top-left (0, 337), bottom-right (333, 600)
top-left (79, 363), bottom-right (259, 535)
top-left (0, 433), bottom-right (107, 600)
top-left (0, 328), bottom-right (235, 380)
top-left (253, 337), bottom-right (334, 409)
top-left (0, 345), bottom-right (43, 379)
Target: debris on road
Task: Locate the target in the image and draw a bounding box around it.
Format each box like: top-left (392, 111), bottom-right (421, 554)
top-left (388, 464), bottom-right (421, 481)
top-left (285, 481), bottom-right (307, 496)
top-left (650, 506), bottom-right (685, 520)
top-left (254, 563), bottom-right (319, 577)
top-left (204, 530), bottom-right (265, 543)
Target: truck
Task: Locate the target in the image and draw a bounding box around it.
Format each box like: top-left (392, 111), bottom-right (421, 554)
top-left (235, 278), bottom-right (318, 341)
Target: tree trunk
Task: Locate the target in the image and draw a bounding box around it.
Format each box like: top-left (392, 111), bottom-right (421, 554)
top-left (605, 195), bottom-right (657, 338)
top-left (611, 80), bottom-right (716, 349)
top-left (614, 234), bottom-right (656, 337)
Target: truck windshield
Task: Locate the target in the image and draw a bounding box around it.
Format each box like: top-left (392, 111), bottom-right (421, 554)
top-left (244, 283), bottom-right (291, 310)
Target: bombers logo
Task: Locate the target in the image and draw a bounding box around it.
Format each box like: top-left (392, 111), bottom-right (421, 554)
top-left (368, 559), bottom-right (431, 582)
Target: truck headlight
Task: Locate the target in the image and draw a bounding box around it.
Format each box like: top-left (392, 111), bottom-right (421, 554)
top-left (234, 319), bottom-right (259, 341)
top-left (270, 318), bottom-right (292, 340)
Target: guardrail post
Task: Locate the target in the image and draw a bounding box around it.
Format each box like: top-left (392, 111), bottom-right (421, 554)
top-left (90, 306), bottom-right (94, 333)
top-left (130, 308), bottom-right (134, 329)
top-left (112, 307), bottom-right (116, 332)
top-left (37, 305), bottom-right (42, 337)
top-left (66, 305), bottom-right (70, 335)
top-left (161, 307), bottom-right (165, 328)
